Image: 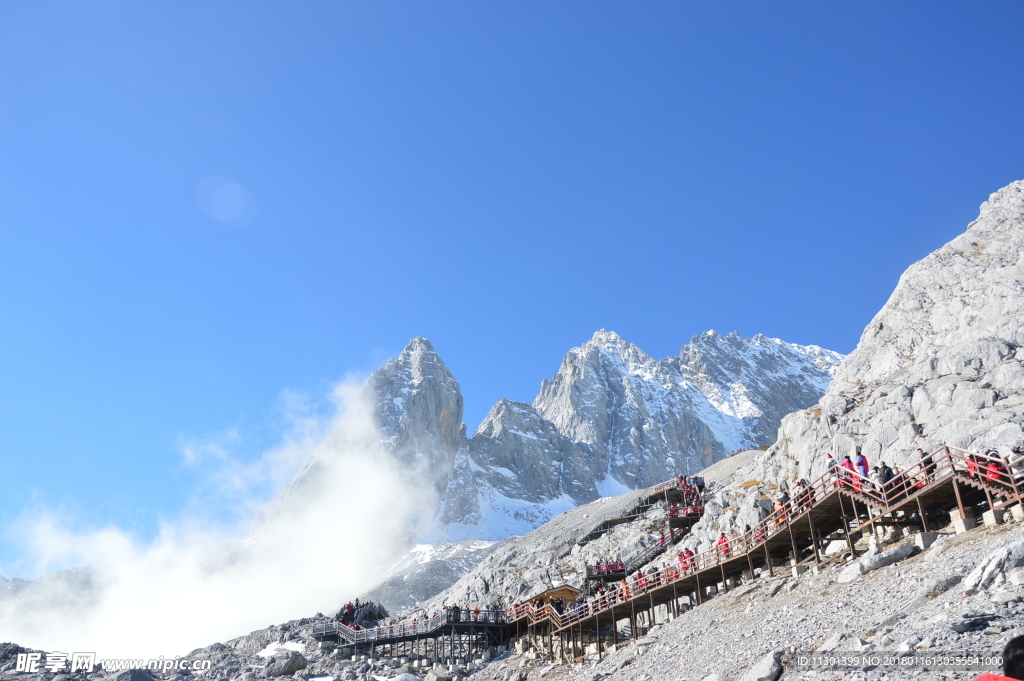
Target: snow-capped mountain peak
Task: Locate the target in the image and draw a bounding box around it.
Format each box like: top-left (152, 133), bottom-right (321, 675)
top-left (275, 330), bottom-right (843, 544)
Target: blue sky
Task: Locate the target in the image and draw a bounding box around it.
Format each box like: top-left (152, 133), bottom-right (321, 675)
top-left (2, 2), bottom-right (1023, 576)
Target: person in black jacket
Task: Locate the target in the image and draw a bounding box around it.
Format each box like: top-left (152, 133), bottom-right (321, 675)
top-left (918, 448), bottom-right (936, 481)
top-left (877, 461), bottom-right (894, 501)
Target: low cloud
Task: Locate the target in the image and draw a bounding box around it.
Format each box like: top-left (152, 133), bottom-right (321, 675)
top-left (0, 382), bottom-right (428, 659)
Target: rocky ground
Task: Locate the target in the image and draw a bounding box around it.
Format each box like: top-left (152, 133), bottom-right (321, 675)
top-left (473, 516), bottom-right (1024, 681)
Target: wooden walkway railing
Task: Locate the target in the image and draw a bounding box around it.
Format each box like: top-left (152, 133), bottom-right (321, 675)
top-left (508, 444), bottom-right (1023, 636)
top-left (313, 609), bottom-right (509, 644)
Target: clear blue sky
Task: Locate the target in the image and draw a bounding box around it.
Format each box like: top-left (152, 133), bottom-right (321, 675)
top-left (2, 2), bottom-right (1023, 575)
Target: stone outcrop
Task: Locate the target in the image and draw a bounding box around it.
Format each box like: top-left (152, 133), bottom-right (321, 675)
top-left (750, 180), bottom-right (1024, 484)
top-left (837, 541), bottom-right (915, 583)
top-left (265, 652), bottom-right (307, 677)
top-left (963, 538), bottom-right (1024, 593)
top-left (367, 338), bottom-right (466, 500)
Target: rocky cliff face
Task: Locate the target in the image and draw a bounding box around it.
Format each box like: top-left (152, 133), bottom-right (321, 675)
top-left (358, 540), bottom-right (502, 614)
top-left (754, 180), bottom-right (1024, 485)
top-left (366, 337), bottom-right (466, 500)
top-left (532, 330), bottom-right (841, 492)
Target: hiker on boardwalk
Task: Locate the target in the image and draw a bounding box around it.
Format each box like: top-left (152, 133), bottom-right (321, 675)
top-left (840, 455), bottom-right (857, 489)
top-left (826, 453), bottom-right (838, 484)
top-left (794, 479), bottom-right (812, 510)
top-left (716, 532), bottom-right (731, 558)
top-left (773, 497), bottom-right (788, 527)
top-left (678, 548), bottom-right (695, 572)
top-left (869, 466), bottom-right (882, 493)
top-left (855, 449), bottom-right (870, 477)
top-left (918, 447), bottom-right (936, 481)
top-left (967, 452), bottom-right (980, 478)
top-left (1009, 446), bottom-right (1024, 480)
top-left (877, 461), bottom-right (894, 500)
top-left (987, 452), bottom-right (1009, 483)
top-left (890, 466), bottom-right (910, 502)
top-left (878, 461), bottom-right (894, 485)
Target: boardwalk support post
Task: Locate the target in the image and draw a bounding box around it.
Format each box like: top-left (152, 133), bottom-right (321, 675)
top-left (787, 520), bottom-right (799, 567)
top-left (953, 477), bottom-right (966, 520)
top-left (807, 509), bottom-right (821, 563)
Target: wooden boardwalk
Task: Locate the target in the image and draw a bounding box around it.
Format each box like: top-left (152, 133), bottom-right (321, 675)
top-left (315, 445), bottom-right (1022, 664)
top-left (508, 445), bottom-right (1021, 661)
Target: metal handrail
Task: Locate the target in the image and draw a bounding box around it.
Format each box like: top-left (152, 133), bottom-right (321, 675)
top-left (578, 477), bottom-right (705, 546)
top-left (313, 609), bottom-right (509, 644)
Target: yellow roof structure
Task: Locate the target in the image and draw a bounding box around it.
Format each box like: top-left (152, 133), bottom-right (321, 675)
top-left (531, 584), bottom-right (582, 602)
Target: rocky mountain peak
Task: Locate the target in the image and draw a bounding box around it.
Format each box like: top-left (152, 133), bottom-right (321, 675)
top-left (360, 337), bottom-right (465, 499)
top-left (559, 329), bottom-right (654, 374)
top-left (587, 328), bottom-right (625, 347)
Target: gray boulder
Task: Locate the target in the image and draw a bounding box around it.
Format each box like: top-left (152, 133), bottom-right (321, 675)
top-left (964, 540), bottom-right (1024, 593)
top-left (737, 650), bottom-right (783, 681)
top-left (266, 654), bottom-right (307, 678)
top-left (922, 574), bottom-right (962, 596)
top-left (425, 672), bottom-right (452, 681)
top-left (838, 542), bottom-right (914, 583)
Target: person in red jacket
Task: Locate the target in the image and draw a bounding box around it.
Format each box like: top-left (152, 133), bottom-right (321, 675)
top-left (839, 455), bottom-right (857, 490)
top-left (678, 548), bottom-right (694, 572)
top-left (716, 532), bottom-right (731, 558)
top-left (987, 455), bottom-right (1009, 483)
